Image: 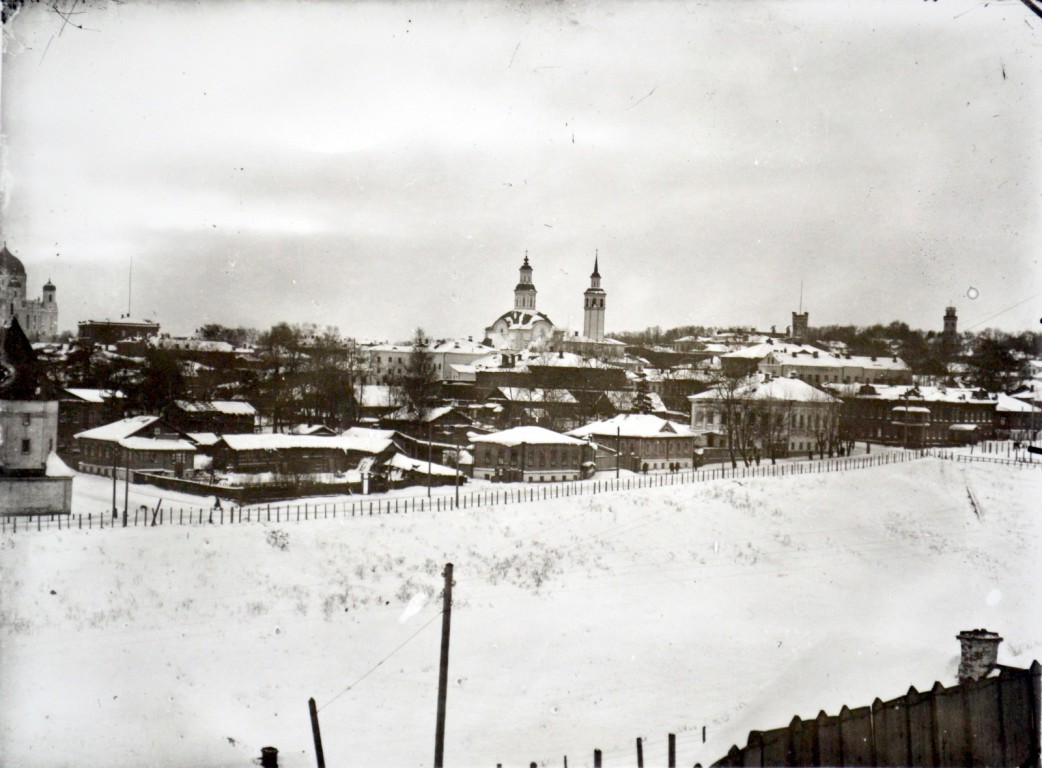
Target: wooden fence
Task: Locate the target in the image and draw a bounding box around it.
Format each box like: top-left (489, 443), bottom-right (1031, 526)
top-left (1, 450), bottom-right (934, 533)
top-left (712, 662), bottom-right (1042, 767)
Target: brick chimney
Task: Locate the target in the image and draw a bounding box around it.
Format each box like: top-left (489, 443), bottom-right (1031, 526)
top-left (957, 629), bottom-right (1002, 684)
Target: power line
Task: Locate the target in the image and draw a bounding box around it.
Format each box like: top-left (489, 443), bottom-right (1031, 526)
top-left (319, 608), bottom-right (443, 712)
top-left (962, 290), bottom-right (1042, 331)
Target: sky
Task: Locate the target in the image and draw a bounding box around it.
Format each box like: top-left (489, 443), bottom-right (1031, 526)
top-left (1, 0), bottom-right (1040, 341)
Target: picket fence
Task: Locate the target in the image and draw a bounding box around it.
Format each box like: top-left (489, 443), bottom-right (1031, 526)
top-left (711, 662), bottom-right (1042, 768)
top-left (0, 448), bottom-right (946, 535)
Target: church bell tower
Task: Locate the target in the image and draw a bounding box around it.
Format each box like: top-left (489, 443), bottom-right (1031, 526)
top-left (514, 252), bottom-right (537, 311)
top-left (582, 251), bottom-right (606, 341)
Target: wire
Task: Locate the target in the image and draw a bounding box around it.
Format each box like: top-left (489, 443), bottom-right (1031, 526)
top-left (962, 290), bottom-right (1042, 332)
top-left (319, 608), bottom-right (443, 712)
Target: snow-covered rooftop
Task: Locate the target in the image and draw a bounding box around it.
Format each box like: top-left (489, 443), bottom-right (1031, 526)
top-left (690, 375), bottom-right (839, 403)
top-left (494, 387), bottom-right (578, 404)
top-left (825, 383), bottom-right (1001, 404)
top-left (568, 414), bottom-right (693, 439)
top-left (63, 388), bottom-right (124, 403)
top-left (173, 400), bottom-right (257, 415)
top-left (218, 433), bottom-right (393, 454)
top-left (385, 452), bottom-right (458, 476)
top-left (75, 415), bottom-right (163, 442)
top-left (119, 437), bottom-right (197, 452)
top-left (471, 425), bottom-right (586, 447)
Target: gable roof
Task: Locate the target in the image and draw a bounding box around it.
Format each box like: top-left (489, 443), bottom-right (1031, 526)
top-left (471, 425), bottom-right (587, 447)
top-left (172, 400), bottom-right (257, 415)
top-left (568, 414), bottom-right (693, 439)
top-left (75, 415), bottom-right (166, 442)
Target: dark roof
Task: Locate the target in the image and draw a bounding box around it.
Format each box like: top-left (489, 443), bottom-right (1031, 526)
top-left (0, 317), bottom-right (42, 400)
top-left (0, 245), bottom-right (27, 277)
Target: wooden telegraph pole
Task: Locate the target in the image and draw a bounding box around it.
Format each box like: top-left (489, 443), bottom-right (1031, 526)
top-left (433, 563), bottom-right (454, 768)
top-left (307, 697), bottom-right (326, 768)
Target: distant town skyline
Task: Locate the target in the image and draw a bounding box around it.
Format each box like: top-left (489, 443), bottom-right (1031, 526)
top-left (1, 1), bottom-right (1039, 340)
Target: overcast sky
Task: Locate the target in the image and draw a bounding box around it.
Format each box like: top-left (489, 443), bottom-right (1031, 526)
top-left (1, 0), bottom-right (1039, 341)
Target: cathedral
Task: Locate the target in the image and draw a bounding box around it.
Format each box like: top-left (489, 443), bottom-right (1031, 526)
top-left (484, 252), bottom-right (621, 356)
top-left (483, 253), bottom-right (556, 351)
top-left (0, 245), bottom-right (58, 342)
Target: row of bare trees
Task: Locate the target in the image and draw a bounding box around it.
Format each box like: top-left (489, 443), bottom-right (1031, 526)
top-left (703, 372), bottom-right (842, 468)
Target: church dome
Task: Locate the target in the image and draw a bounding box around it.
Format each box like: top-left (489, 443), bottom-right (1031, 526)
top-left (0, 245), bottom-right (27, 276)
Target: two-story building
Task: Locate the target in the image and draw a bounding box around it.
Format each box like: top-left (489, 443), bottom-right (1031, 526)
top-left (567, 413), bottom-right (695, 472)
top-left (74, 415), bottom-right (196, 477)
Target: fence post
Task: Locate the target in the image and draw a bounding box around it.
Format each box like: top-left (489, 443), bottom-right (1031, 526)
top-left (636, 737), bottom-right (644, 767)
top-left (669, 732), bottom-right (676, 768)
top-left (593, 748), bottom-right (601, 767)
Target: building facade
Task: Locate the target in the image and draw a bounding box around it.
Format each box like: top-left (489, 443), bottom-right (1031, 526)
top-left (1, 318), bottom-right (72, 514)
top-left (471, 425), bottom-right (589, 482)
top-left (568, 414), bottom-right (695, 472)
top-left (0, 246), bottom-right (58, 342)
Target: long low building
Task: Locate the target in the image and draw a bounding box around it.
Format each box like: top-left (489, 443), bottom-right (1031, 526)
top-left (471, 425), bottom-right (589, 482)
top-left (567, 413), bottom-right (695, 472)
top-left (825, 383), bottom-right (1041, 445)
top-left (75, 415), bottom-right (196, 477)
top-left (213, 433), bottom-right (397, 475)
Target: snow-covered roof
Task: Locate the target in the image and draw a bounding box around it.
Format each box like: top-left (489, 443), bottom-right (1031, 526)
top-left (996, 393), bottom-right (1040, 413)
top-left (494, 387), bottom-right (578, 404)
top-left (429, 338), bottom-right (497, 355)
top-left (471, 425), bottom-right (586, 447)
top-left (119, 437), bottom-right (197, 452)
top-left (385, 452), bottom-right (458, 476)
top-left (568, 414), bottom-right (693, 439)
top-left (357, 384), bottom-right (396, 408)
top-left (342, 426), bottom-right (398, 440)
top-left (172, 400), bottom-right (257, 415)
top-left (63, 388), bottom-right (124, 403)
top-left (287, 423), bottom-right (336, 435)
top-left (825, 383), bottom-right (999, 405)
top-left (218, 433), bottom-right (393, 454)
top-left (689, 375), bottom-right (839, 403)
top-left (75, 415), bottom-right (164, 442)
top-left (724, 342), bottom-right (823, 360)
top-left (187, 432), bottom-right (221, 446)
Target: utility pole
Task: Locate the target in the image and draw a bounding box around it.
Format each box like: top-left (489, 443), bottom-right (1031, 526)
top-left (307, 697), bottom-right (326, 768)
top-left (454, 431), bottom-right (461, 509)
top-left (608, 425), bottom-right (616, 479)
top-left (433, 563), bottom-right (454, 768)
top-left (111, 447), bottom-right (118, 520)
top-left (123, 445), bottom-right (130, 522)
top-left (121, 446), bottom-right (128, 527)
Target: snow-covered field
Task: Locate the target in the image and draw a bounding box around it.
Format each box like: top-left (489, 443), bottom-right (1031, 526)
top-left (2, 457), bottom-right (1039, 768)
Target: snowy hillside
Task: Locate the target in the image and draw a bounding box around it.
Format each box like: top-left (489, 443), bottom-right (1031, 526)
top-left (1, 458), bottom-right (1039, 768)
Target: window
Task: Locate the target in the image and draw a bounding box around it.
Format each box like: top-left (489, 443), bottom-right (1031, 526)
top-left (21, 439), bottom-right (31, 454)
top-left (22, 413), bottom-right (31, 426)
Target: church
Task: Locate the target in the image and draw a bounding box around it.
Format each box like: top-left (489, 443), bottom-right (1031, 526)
top-left (0, 245), bottom-right (59, 342)
top-left (483, 253), bottom-right (557, 351)
top-left (483, 252), bottom-right (624, 358)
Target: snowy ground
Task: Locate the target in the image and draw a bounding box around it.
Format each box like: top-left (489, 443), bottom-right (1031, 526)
top-left (2, 457), bottom-right (1039, 768)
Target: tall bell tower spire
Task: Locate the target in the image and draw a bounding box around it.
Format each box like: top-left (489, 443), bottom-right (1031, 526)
top-left (514, 251), bottom-right (537, 310)
top-left (583, 250), bottom-right (606, 341)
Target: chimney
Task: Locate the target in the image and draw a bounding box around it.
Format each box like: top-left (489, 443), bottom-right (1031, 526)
top-left (957, 629), bottom-right (1002, 684)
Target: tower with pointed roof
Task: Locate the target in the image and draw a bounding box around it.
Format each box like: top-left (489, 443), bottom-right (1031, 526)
top-left (582, 251), bottom-right (606, 342)
top-left (0, 245), bottom-right (58, 342)
top-left (514, 252), bottom-right (537, 310)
